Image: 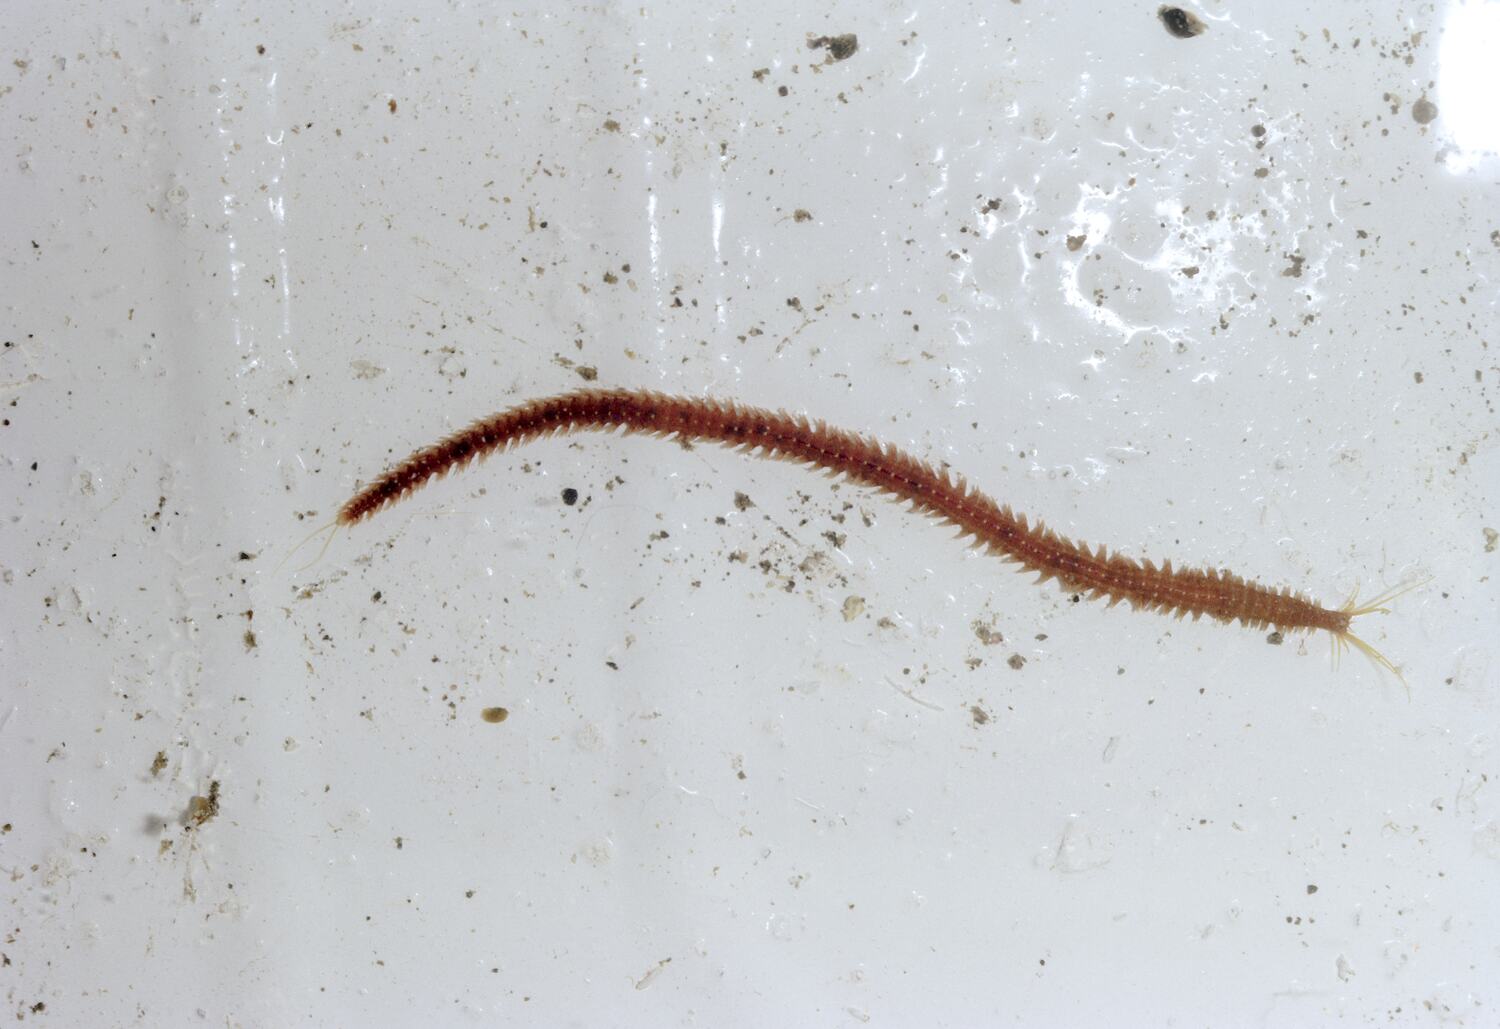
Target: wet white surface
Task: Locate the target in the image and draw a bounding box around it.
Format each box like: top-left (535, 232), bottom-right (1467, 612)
top-left (2, 1), bottom-right (1497, 1025)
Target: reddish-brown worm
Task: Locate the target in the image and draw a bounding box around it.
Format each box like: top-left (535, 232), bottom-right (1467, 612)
top-left (338, 388), bottom-right (1413, 674)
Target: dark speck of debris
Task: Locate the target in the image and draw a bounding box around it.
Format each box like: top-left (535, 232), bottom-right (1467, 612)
top-left (481, 707), bottom-right (509, 724)
top-left (970, 705), bottom-right (990, 726)
top-left (1411, 97), bottom-right (1438, 125)
top-left (256, 44), bottom-right (266, 55)
top-left (388, 98), bottom-right (398, 113)
top-left (150, 750), bottom-right (168, 777)
top-left (1307, 883), bottom-right (1318, 894)
top-left (1266, 631), bottom-right (1285, 646)
top-left (1158, 6), bottom-right (1205, 38)
top-left (1007, 653), bottom-right (1026, 670)
top-left (778, 85), bottom-right (789, 97)
top-left (808, 33), bottom-right (859, 62)
top-left (972, 620), bottom-right (1004, 646)
top-left (562, 487), bottom-right (579, 506)
top-left (187, 780), bottom-right (221, 829)
top-left (793, 209), bottom-right (813, 222)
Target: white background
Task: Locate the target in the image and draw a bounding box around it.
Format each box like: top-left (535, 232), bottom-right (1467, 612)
top-left (3, 0), bottom-right (1497, 1025)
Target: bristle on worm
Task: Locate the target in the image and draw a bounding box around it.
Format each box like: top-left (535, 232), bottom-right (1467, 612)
top-left (339, 388), bottom-right (1417, 675)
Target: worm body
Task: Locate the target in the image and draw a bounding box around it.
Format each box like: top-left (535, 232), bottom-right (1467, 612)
top-left (340, 388), bottom-right (1406, 665)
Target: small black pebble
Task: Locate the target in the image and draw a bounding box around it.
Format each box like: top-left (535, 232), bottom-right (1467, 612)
top-left (561, 487), bottom-right (579, 506)
top-left (1159, 6), bottom-right (1204, 38)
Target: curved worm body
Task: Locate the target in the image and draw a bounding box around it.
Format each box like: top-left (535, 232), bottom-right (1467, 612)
top-left (340, 388), bottom-right (1403, 662)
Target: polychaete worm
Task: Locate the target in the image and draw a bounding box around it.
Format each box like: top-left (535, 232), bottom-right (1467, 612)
top-left (333, 387), bottom-right (1419, 677)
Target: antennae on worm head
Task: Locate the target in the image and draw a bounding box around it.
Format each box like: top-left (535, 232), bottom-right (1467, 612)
top-left (1340, 576), bottom-right (1432, 619)
top-left (1335, 628), bottom-right (1408, 699)
top-left (1333, 575), bottom-right (1429, 698)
